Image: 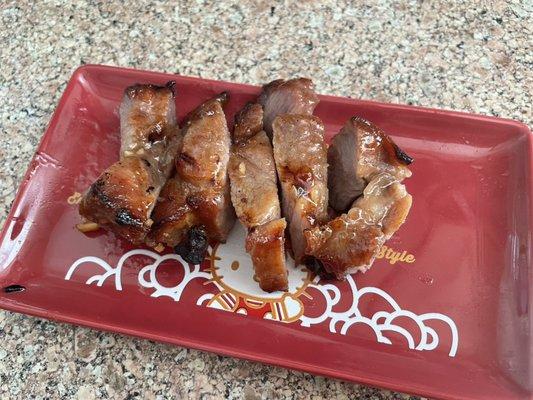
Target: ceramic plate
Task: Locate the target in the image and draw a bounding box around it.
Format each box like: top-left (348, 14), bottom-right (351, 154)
top-left (1, 65), bottom-right (531, 399)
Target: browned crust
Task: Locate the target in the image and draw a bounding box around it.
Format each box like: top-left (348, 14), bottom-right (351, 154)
top-left (149, 182), bottom-right (234, 247)
top-left (181, 92), bottom-right (229, 128)
top-left (232, 102), bottom-right (264, 143)
top-left (349, 116), bottom-right (414, 167)
top-left (79, 158), bottom-right (156, 244)
top-left (246, 218), bottom-right (288, 292)
top-left (125, 81), bottom-right (176, 100)
top-left (148, 180), bottom-right (202, 247)
top-left (304, 216), bottom-right (383, 280)
top-left (258, 78), bottom-right (317, 106)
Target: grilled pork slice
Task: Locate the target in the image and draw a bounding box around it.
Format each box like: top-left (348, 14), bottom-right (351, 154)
top-left (272, 114), bottom-right (329, 266)
top-left (246, 219), bottom-right (288, 292)
top-left (305, 173), bottom-right (412, 279)
top-left (305, 215), bottom-right (383, 279)
top-left (148, 93), bottom-right (236, 262)
top-left (176, 92), bottom-right (232, 185)
top-left (80, 82), bottom-right (178, 244)
top-left (79, 157), bottom-right (160, 244)
top-left (229, 104), bottom-right (281, 227)
top-left (120, 81), bottom-right (178, 176)
top-left (328, 117), bottom-right (413, 213)
top-left (258, 78), bottom-right (319, 139)
top-left (148, 177), bottom-right (235, 256)
top-left (228, 103), bottom-right (287, 292)
top-left (149, 178), bottom-right (234, 245)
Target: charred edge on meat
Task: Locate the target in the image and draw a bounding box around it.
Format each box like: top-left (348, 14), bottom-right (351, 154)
top-left (89, 175), bottom-right (114, 209)
top-left (115, 208), bottom-right (144, 228)
top-left (215, 91), bottom-right (229, 105)
top-left (125, 82), bottom-right (176, 99)
top-left (392, 142), bottom-right (413, 165)
top-left (174, 226), bottom-right (209, 264)
top-left (165, 80), bottom-right (177, 96)
top-left (88, 178), bottom-right (145, 229)
top-left (350, 116), bottom-right (413, 165)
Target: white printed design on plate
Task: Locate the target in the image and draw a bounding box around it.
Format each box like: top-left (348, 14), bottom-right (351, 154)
top-left (65, 225), bottom-right (459, 357)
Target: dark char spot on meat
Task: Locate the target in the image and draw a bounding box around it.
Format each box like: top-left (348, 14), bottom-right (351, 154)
top-left (393, 143), bottom-right (413, 165)
top-left (175, 226), bottom-right (209, 265)
top-left (115, 208), bottom-right (144, 228)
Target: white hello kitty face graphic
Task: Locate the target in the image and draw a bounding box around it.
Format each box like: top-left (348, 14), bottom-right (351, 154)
top-left (211, 225), bottom-right (312, 300)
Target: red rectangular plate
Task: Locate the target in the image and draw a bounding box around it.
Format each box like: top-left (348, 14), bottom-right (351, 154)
top-left (1, 65), bottom-right (531, 399)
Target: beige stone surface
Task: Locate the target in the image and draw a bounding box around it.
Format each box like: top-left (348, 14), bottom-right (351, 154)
top-left (0, 0), bottom-right (531, 399)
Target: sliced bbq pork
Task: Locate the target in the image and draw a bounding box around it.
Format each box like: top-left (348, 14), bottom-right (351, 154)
top-left (328, 116), bottom-right (412, 213)
top-left (148, 92), bottom-right (236, 263)
top-left (272, 114), bottom-right (329, 266)
top-left (246, 218), bottom-right (287, 292)
top-left (79, 82), bottom-right (178, 244)
top-left (229, 103), bottom-right (280, 227)
top-left (228, 102), bottom-right (288, 292)
top-left (258, 78), bottom-right (319, 139)
top-left (120, 82), bottom-right (178, 171)
top-left (305, 173), bottom-right (412, 279)
top-left (305, 117), bottom-right (413, 279)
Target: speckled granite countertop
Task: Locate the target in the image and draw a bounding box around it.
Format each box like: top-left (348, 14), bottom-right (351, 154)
top-left (0, 1), bottom-right (531, 399)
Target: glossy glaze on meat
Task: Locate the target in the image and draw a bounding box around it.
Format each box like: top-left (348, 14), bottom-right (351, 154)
top-left (79, 157), bottom-right (159, 244)
top-left (229, 105), bottom-right (281, 227)
top-left (272, 114), bottom-right (329, 265)
top-left (232, 102), bottom-right (264, 143)
top-left (120, 81), bottom-right (178, 176)
top-left (148, 93), bottom-right (236, 260)
top-left (228, 102), bottom-right (287, 292)
top-left (258, 78), bottom-right (319, 139)
top-left (149, 178), bottom-right (234, 246)
top-left (80, 82), bottom-right (178, 244)
top-left (305, 173), bottom-right (412, 279)
top-left (306, 115), bottom-right (413, 279)
top-left (353, 173), bottom-right (412, 239)
top-left (246, 218), bottom-right (288, 292)
top-left (328, 116), bottom-right (412, 213)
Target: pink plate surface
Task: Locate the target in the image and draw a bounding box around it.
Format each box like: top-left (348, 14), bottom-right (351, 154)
top-left (0, 65), bottom-right (531, 400)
